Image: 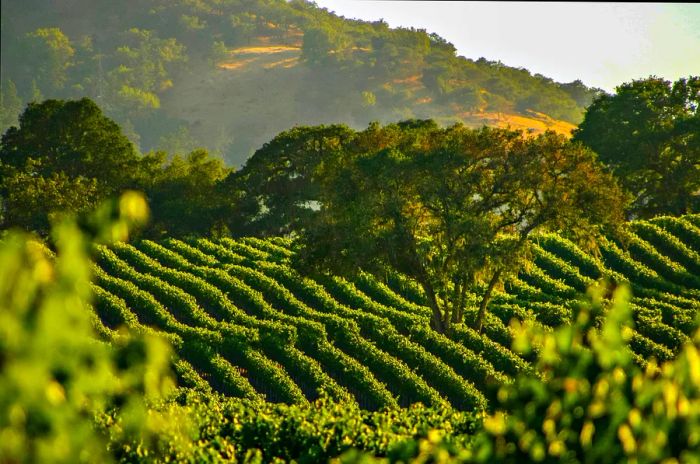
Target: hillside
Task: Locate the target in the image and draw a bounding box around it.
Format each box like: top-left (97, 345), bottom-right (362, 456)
top-left (90, 215), bottom-right (700, 411)
top-left (168, 40), bottom-right (576, 160)
top-left (1, 0), bottom-right (597, 165)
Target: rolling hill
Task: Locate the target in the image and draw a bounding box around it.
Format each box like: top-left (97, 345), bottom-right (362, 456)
top-left (1, 0), bottom-right (599, 166)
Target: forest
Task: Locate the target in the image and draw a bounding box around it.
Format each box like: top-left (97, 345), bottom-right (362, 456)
top-left (1, 1), bottom-right (700, 463)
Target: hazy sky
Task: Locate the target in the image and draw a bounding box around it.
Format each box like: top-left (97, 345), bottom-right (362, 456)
top-left (312, 1), bottom-right (700, 91)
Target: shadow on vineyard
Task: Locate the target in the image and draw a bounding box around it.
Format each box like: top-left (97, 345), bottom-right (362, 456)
top-left (1, 193), bottom-right (699, 462)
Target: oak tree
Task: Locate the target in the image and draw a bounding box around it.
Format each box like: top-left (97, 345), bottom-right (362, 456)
top-left (0, 98), bottom-right (139, 233)
top-left (573, 76), bottom-right (700, 218)
top-left (298, 122), bottom-right (627, 333)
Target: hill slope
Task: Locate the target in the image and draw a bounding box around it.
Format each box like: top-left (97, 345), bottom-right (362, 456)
top-left (168, 40), bottom-right (577, 162)
top-left (89, 215), bottom-right (700, 411)
top-left (1, 0), bottom-right (597, 165)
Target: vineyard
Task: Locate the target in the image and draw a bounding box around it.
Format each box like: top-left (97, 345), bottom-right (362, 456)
top-left (89, 214), bottom-right (700, 412)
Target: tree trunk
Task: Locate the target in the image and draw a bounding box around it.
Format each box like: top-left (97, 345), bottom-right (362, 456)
top-left (457, 283), bottom-right (467, 323)
top-left (428, 292), bottom-right (446, 333)
top-left (451, 275), bottom-right (469, 324)
top-left (442, 304), bottom-right (451, 334)
top-left (475, 268), bottom-right (503, 333)
top-left (450, 277), bottom-right (461, 324)
top-left (419, 278), bottom-right (446, 333)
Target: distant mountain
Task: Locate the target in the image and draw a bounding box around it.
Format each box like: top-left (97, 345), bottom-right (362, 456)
top-left (0, 0), bottom-right (603, 166)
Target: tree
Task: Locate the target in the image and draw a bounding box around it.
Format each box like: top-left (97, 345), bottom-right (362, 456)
top-left (156, 125), bottom-right (201, 156)
top-left (23, 27), bottom-right (75, 93)
top-left (301, 25), bottom-right (351, 66)
top-left (226, 124), bottom-right (355, 236)
top-left (298, 122), bottom-right (627, 333)
top-left (141, 148), bottom-right (232, 238)
top-left (105, 28), bottom-right (187, 117)
top-left (0, 80), bottom-right (22, 134)
top-left (1, 98), bottom-right (139, 191)
top-left (0, 98), bottom-right (140, 233)
top-left (572, 76), bottom-right (700, 218)
top-left (0, 98), bottom-right (235, 238)
top-left (0, 166), bottom-right (100, 235)
top-left (559, 79), bottom-right (603, 108)
top-left (230, 13), bottom-right (258, 45)
top-left (110, 28), bottom-right (187, 94)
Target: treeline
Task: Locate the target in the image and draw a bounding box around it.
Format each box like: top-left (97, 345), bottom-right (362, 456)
top-left (0, 98), bottom-right (230, 237)
top-left (1, 0), bottom-right (601, 161)
top-left (1, 76), bottom-right (698, 239)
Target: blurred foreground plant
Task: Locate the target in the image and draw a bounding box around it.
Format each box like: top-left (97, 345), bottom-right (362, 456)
top-left (338, 283), bottom-right (700, 463)
top-left (0, 191), bottom-right (188, 463)
top-left (466, 283), bottom-right (700, 463)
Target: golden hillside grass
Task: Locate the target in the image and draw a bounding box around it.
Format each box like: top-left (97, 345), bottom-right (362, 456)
top-left (162, 43), bottom-right (576, 166)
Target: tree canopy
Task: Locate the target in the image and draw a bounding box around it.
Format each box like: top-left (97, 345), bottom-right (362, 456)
top-left (0, 98), bottom-right (231, 238)
top-left (297, 122), bottom-right (628, 333)
top-left (573, 76), bottom-right (700, 218)
top-left (0, 98), bottom-right (139, 185)
top-left (227, 124), bottom-right (355, 236)
top-left (0, 98), bottom-right (139, 234)
top-left (142, 148), bottom-right (232, 238)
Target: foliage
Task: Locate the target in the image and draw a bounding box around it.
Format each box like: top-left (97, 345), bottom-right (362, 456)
top-left (0, 191), bottom-right (189, 463)
top-left (22, 28), bottom-right (75, 93)
top-left (0, 80), bottom-right (22, 134)
top-left (0, 98), bottom-right (139, 234)
top-left (228, 124), bottom-right (355, 236)
top-left (139, 149), bottom-right (232, 238)
top-left (297, 122), bottom-right (627, 333)
top-left (460, 283), bottom-right (700, 462)
top-left (106, 28), bottom-right (187, 116)
top-left (573, 76), bottom-right (700, 218)
top-left (89, 215), bottom-right (699, 413)
top-left (2, 192), bottom-right (698, 461)
top-left (302, 25), bottom-right (352, 65)
top-left (336, 285), bottom-right (700, 463)
top-left (0, 98), bottom-right (233, 238)
top-left (0, 168), bottom-right (100, 235)
top-left (0, 98), bottom-right (139, 192)
top-left (126, 391), bottom-right (478, 463)
top-left (156, 125), bottom-right (202, 157)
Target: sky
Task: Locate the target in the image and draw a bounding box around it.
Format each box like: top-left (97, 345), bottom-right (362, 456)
top-left (312, 1), bottom-right (700, 92)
